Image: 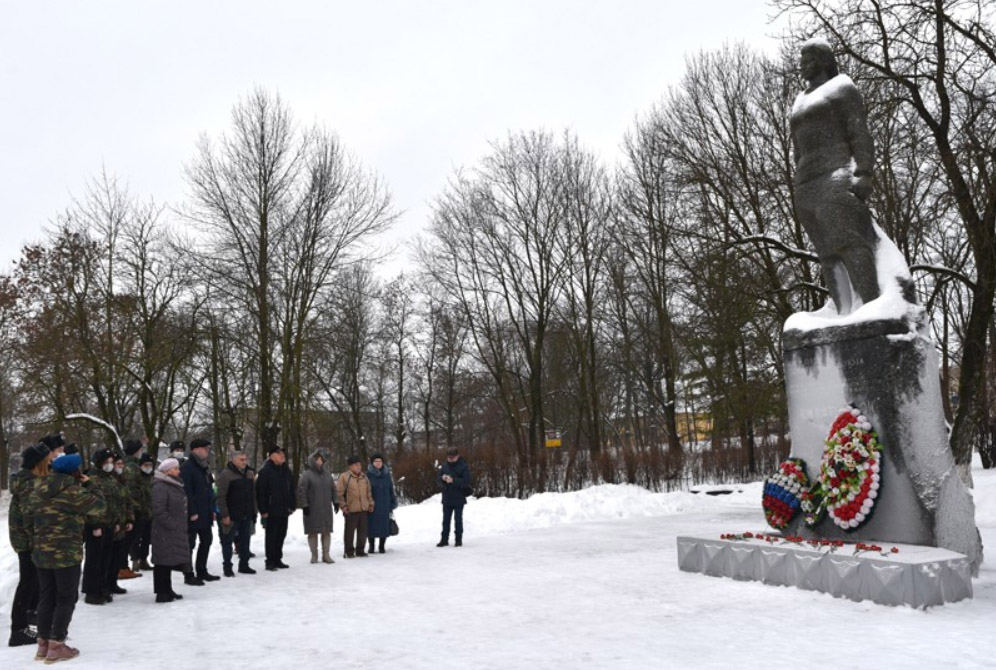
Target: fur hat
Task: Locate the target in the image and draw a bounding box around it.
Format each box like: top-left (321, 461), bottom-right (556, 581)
top-left (139, 453), bottom-right (156, 465)
top-left (158, 458), bottom-right (180, 473)
top-left (51, 453), bottom-right (83, 474)
top-left (40, 433), bottom-right (66, 451)
top-left (346, 455), bottom-right (360, 466)
top-left (370, 452), bottom-right (385, 462)
top-left (123, 439), bottom-right (143, 455)
top-left (168, 440), bottom-right (186, 454)
top-left (21, 443), bottom-right (50, 470)
top-left (189, 438), bottom-right (212, 451)
top-left (64, 443), bottom-right (79, 455)
top-left (268, 445), bottom-right (284, 456)
top-left (446, 447), bottom-right (460, 457)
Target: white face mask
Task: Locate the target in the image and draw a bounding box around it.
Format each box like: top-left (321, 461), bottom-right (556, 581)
top-left (102, 463), bottom-right (114, 473)
top-left (171, 451), bottom-right (184, 459)
top-left (113, 466), bottom-right (124, 475)
top-left (141, 466), bottom-right (154, 475)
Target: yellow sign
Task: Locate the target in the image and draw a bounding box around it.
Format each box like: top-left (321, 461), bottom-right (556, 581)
top-left (545, 429), bottom-right (562, 448)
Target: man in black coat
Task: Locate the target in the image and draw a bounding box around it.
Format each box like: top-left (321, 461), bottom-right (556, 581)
top-left (180, 438), bottom-right (219, 584)
top-left (255, 446), bottom-right (295, 570)
top-left (437, 447), bottom-right (472, 547)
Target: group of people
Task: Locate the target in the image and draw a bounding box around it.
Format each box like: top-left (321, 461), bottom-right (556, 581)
top-left (8, 431), bottom-right (472, 664)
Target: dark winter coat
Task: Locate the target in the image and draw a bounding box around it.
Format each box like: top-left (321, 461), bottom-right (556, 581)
top-left (32, 472), bottom-right (108, 570)
top-left (124, 455), bottom-right (152, 519)
top-left (367, 463), bottom-right (398, 539)
top-left (256, 459), bottom-right (296, 518)
top-left (151, 471), bottom-right (190, 568)
top-left (297, 452), bottom-right (336, 534)
top-left (437, 457), bottom-right (471, 507)
top-left (181, 454), bottom-right (216, 529)
top-left (8, 470), bottom-right (39, 553)
top-left (217, 462), bottom-right (257, 522)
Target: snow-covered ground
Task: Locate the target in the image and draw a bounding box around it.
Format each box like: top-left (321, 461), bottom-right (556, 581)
top-left (2, 465), bottom-right (995, 670)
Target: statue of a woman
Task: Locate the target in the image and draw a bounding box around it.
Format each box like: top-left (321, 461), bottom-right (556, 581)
top-left (791, 39), bottom-right (880, 315)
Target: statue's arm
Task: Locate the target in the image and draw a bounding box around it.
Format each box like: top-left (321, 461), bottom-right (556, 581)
top-left (842, 85), bottom-right (874, 172)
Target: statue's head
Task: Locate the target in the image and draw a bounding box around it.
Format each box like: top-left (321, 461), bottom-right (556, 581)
top-left (800, 38), bottom-right (839, 81)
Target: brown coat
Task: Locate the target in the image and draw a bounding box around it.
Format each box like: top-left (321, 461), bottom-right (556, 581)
top-left (336, 471), bottom-right (374, 514)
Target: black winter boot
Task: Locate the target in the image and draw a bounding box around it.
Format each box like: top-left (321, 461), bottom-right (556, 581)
top-left (455, 535), bottom-right (463, 547)
top-left (8, 627), bottom-right (37, 647)
top-left (436, 535), bottom-right (449, 547)
top-left (378, 538), bottom-right (386, 554)
top-left (223, 563), bottom-right (235, 577)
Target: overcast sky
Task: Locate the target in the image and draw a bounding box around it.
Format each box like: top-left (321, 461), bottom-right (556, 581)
top-left (0, 0), bottom-right (780, 273)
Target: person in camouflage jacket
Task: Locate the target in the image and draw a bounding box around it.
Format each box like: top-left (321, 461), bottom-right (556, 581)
top-left (108, 454), bottom-right (136, 591)
top-left (129, 452), bottom-right (156, 571)
top-left (81, 449), bottom-right (121, 605)
top-left (8, 442), bottom-right (51, 647)
top-left (32, 452), bottom-right (108, 662)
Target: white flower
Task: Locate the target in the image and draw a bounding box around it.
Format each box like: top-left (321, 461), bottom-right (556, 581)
top-left (869, 490), bottom-right (878, 499)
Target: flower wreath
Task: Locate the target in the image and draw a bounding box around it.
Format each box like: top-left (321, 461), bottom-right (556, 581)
top-left (806, 406), bottom-right (883, 531)
top-left (762, 458), bottom-right (809, 530)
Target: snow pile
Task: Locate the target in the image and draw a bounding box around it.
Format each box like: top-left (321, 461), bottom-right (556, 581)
top-left (281, 483), bottom-right (749, 550)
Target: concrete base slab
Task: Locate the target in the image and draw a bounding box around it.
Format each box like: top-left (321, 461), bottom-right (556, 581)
top-left (677, 534), bottom-right (972, 608)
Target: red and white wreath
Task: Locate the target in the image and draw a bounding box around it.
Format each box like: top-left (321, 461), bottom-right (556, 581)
top-left (817, 406), bottom-right (882, 530)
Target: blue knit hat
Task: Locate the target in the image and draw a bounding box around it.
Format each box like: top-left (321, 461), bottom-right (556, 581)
top-left (52, 453), bottom-right (83, 474)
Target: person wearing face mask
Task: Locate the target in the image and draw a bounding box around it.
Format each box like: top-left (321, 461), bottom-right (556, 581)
top-left (81, 449), bottom-right (119, 605)
top-left (168, 440), bottom-right (187, 466)
top-left (130, 453), bottom-right (156, 572)
top-left (120, 440), bottom-right (149, 577)
top-left (108, 455), bottom-right (136, 593)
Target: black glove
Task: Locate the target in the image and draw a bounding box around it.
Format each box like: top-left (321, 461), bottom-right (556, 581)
top-left (334, 503), bottom-right (340, 513)
top-left (302, 507), bottom-right (310, 516)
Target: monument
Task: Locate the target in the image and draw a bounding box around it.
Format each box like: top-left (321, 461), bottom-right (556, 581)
top-left (677, 38), bottom-right (980, 607)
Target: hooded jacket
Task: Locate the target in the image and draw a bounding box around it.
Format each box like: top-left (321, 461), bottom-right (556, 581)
top-left (297, 451), bottom-right (337, 534)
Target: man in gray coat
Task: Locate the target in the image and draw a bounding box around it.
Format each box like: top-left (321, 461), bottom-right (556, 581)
top-left (297, 450), bottom-right (337, 564)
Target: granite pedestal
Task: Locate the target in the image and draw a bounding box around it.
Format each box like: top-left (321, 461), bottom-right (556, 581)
top-left (677, 534), bottom-right (972, 608)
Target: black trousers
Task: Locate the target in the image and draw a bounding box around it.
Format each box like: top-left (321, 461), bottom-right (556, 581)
top-left (36, 564), bottom-right (81, 642)
top-left (82, 525), bottom-right (113, 596)
top-left (344, 512), bottom-right (368, 556)
top-left (187, 525), bottom-right (213, 575)
top-left (442, 503), bottom-right (464, 539)
top-left (264, 514), bottom-right (289, 565)
top-left (153, 564), bottom-right (180, 595)
top-left (11, 551), bottom-right (39, 632)
top-left (130, 516), bottom-right (152, 561)
top-left (220, 518), bottom-right (252, 569)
